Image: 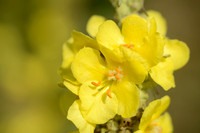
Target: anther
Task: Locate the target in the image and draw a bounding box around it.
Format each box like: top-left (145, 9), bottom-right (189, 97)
top-left (153, 123), bottom-right (158, 126)
top-left (91, 81), bottom-right (101, 86)
top-left (128, 44), bottom-right (134, 48)
top-left (106, 88), bottom-right (112, 98)
top-left (123, 44), bottom-right (129, 47)
top-left (115, 73), bottom-right (120, 80)
top-left (115, 68), bottom-right (120, 74)
top-left (108, 73), bottom-right (115, 77)
top-left (123, 44), bottom-right (134, 48)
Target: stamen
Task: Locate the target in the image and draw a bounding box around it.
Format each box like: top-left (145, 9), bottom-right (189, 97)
top-left (115, 68), bottom-right (121, 74)
top-left (115, 73), bottom-right (120, 80)
top-left (123, 44), bottom-right (129, 47)
top-left (123, 44), bottom-right (134, 48)
top-left (108, 76), bottom-right (116, 81)
top-left (108, 73), bottom-right (115, 77)
top-left (91, 81), bottom-right (101, 86)
top-left (106, 88), bottom-right (112, 98)
top-left (128, 44), bottom-right (134, 48)
top-left (153, 123), bottom-right (158, 126)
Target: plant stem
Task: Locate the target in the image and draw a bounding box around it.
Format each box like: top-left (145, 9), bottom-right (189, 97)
top-left (109, 0), bottom-right (144, 23)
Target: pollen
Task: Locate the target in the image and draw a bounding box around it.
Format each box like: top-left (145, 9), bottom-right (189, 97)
top-left (106, 87), bottom-right (112, 98)
top-left (115, 68), bottom-right (121, 73)
top-left (151, 123), bottom-right (163, 133)
top-left (91, 81), bottom-right (101, 86)
top-left (115, 73), bottom-right (120, 80)
top-left (123, 44), bottom-right (134, 48)
top-left (108, 67), bottom-right (123, 81)
top-left (153, 123), bottom-right (158, 126)
top-left (108, 73), bottom-right (115, 77)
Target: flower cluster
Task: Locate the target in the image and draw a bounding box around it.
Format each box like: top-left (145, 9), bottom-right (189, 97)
top-left (60, 11), bottom-right (189, 133)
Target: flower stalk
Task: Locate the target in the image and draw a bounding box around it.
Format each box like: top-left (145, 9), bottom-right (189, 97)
top-left (109, 0), bottom-right (144, 23)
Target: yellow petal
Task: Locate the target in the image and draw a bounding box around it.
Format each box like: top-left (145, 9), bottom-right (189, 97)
top-left (147, 10), bottom-right (167, 35)
top-left (139, 99), bottom-right (161, 130)
top-left (96, 20), bottom-right (124, 50)
top-left (60, 64), bottom-right (76, 82)
top-left (134, 33), bottom-right (165, 68)
top-left (63, 80), bottom-right (80, 95)
top-left (79, 81), bottom-right (118, 124)
top-left (164, 39), bottom-right (190, 70)
top-left (59, 38), bottom-right (77, 84)
top-left (121, 46), bottom-right (148, 84)
top-left (67, 100), bottom-right (95, 133)
top-left (112, 80), bottom-right (139, 118)
top-left (100, 45), bottom-right (124, 63)
top-left (122, 14), bottom-right (148, 45)
top-left (152, 95), bottom-right (170, 120)
top-left (150, 58), bottom-right (175, 91)
top-left (148, 17), bottom-right (157, 36)
top-left (71, 47), bottom-right (107, 84)
top-left (72, 30), bottom-right (99, 52)
top-left (157, 112), bottom-right (173, 133)
top-left (59, 63), bottom-right (80, 95)
top-left (86, 15), bottom-right (106, 37)
top-left (61, 40), bottom-right (74, 69)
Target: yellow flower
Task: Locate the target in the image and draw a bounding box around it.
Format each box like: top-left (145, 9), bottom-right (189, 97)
top-left (147, 10), bottom-right (190, 90)
top-left (59, 30), bottom-right (99, 95)
top-left (88, 14), bottom-right (181, 92)
top-left (134, 96), bottom-right (173, 133)
top-left (95, 14), bottom-right (165, 70)
top-left (71, 47), bottom-right (147, 124)
top-left (67, 100), bottom-right (95, 133)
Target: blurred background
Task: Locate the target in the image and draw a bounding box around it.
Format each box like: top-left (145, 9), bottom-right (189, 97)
top-left (0, 0), bottom-right (199, 133)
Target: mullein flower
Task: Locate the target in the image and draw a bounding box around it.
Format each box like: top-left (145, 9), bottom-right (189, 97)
top-left (87, 13), bottom-right (175, 93)
top-left (71, 47), bottom-right (146, 124)
top-left (147, 10), bottom-right (190, 90)
top-left (134, 96), bottom-right (173, 133)
top-left (95, 14), bottom-right (165, 70)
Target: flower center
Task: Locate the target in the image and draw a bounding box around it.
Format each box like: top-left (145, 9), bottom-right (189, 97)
top-left (90, 67), bottom-right (123, 98)
top-left (108, 67), bottom-right (123, 81)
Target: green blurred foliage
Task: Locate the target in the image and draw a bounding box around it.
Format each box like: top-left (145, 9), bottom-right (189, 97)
top-left (0, 0), bottom-right (77, 132)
